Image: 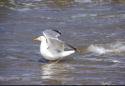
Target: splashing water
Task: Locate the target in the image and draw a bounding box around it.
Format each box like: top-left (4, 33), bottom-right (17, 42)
top-left (87, 41), bottom-right (125, 54)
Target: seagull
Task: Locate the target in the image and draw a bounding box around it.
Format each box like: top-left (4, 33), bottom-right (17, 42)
top-left (34, 30), bottom-right (78, 63)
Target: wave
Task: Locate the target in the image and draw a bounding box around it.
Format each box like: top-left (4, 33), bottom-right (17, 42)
top-left (87, 41), bottom-right (125, 54)
top-left (3, 0), bottom-right (44, 12)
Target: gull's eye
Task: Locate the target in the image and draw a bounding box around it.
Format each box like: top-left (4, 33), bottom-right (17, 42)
top-left (39, 37), bottom-right (42, 39)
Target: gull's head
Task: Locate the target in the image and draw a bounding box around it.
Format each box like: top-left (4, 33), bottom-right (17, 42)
top-left (34, 36), bottom-right (45, 42)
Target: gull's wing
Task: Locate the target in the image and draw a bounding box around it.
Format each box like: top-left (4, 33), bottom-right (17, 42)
top-left (43, 30), bottom-right (64, 51)
top-left (49, 38), bottom-right (78, 52)
top-left (49, 38), bottom-right (64, 52)
top-left (43, 29), bottom-right (78, 52)
top-left (43, 30), bottom-right (61, 40)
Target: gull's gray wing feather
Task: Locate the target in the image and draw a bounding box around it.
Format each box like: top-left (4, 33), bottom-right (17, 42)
top-left (43, 30), bottom-right (61, 40)
top-left (49, 38), bottom-right (64, 52)
top-left (43, 30), bottom-right (63, 51)
top-left (49, 38), bottom-right (78, 52)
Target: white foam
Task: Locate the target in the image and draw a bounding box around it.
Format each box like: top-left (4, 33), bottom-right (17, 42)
top-left (9, 7), bottom-right (31, 12)
top-left (112, 60), bottom-right (119, 63)
top-left (100, 82), bottom-right (111, 85)
top-left (87, 41), bottom-right (125, 54)
top-left (87, 44), bottom-right (106, 54)
top-left (7, 0), bottom-right (38, 12)
top-left (0, 76), bottom-right (22, 81)
top-left (74, 0), bottom-right (93, 3)
top-left (71, 13), bottom-right (97, 19)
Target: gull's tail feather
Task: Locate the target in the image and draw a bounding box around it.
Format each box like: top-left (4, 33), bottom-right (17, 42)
top-left (62, 50), bottom-right (75, 57)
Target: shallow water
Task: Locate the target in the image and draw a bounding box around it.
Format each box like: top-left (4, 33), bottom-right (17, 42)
top-left (0, 0), bottom-right (125, 85)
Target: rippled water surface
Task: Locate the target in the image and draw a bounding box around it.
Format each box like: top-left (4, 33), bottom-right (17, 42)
top-left (0, 0), bottom-right (125, 85)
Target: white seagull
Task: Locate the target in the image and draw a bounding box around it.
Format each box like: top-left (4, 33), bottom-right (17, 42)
top-left (34, 30), bottom-right (78, 63)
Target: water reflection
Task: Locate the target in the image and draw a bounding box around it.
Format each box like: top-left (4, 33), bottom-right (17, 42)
top-left (41, 63), bottom-right (71, 80)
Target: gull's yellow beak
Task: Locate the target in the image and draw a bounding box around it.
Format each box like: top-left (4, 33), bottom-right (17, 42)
top-left (34, 38), bottom-right (38, 41)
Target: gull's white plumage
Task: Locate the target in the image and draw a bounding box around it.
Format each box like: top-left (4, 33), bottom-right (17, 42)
top-left (34, 30), bottom-right (77, 61)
